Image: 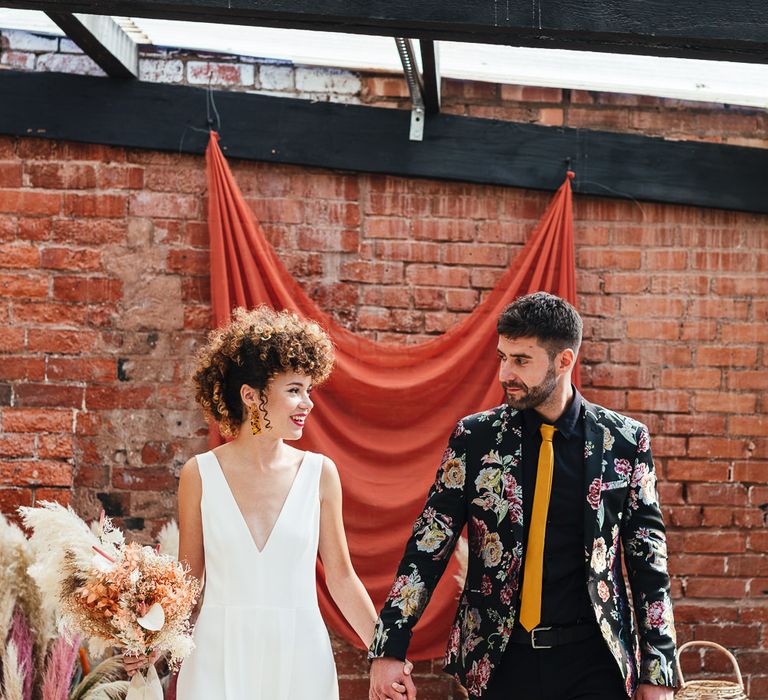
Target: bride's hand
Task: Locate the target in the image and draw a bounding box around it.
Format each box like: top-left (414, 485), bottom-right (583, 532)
top-left (389, 659), bottom-right (416, 698)
top-left (122, 649), bottom-right (160, 677)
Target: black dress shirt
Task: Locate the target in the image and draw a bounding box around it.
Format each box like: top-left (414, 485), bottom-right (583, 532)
top-left (518, 387), bottom-right (594, 626)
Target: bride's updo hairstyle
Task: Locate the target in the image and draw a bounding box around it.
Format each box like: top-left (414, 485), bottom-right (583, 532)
top-left (193, 306), bottom-right (334, 437)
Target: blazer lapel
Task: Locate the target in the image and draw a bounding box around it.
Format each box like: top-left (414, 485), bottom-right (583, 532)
top-left (583, 402), bottom-right (606, 569)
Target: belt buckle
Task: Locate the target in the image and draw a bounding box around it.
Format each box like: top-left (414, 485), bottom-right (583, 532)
top-left (531, 626), bottom-right (553, 649)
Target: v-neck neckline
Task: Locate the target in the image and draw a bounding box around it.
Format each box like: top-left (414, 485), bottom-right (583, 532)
top-left (210, 449), bottom-right (309, 555)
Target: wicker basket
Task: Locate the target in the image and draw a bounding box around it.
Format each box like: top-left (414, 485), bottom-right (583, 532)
top-left (675, 641), bottom-right (747, 700)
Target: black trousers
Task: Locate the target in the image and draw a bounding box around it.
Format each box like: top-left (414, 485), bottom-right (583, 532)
top-left (476, 633), bottom-right (628, 700)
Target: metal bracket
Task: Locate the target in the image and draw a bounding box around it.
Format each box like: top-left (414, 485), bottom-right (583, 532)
top-left (395, 37), bottom-right (426, 141)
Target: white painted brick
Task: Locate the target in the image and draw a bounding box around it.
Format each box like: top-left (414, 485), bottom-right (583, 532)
top-left (239, 63), bottom-right (255, 86)
top-left (5, 30), bottom-right (58, 53)
top-left (139, 58), bottom-right (184, 83)
top-left (295, 67), bottom-right (361, 95)
top-left (259, 64), bottom-right (294, 91)
top-left (1, 50), bottom-right (36, 71)
top-left (36, 52), bottom-right (105, 77)
top-left (59, 38), bottom-right (84, 54)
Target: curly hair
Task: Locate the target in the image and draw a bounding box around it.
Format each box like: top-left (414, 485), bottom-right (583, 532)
top-left (193, 306), bottom-right (335, 437)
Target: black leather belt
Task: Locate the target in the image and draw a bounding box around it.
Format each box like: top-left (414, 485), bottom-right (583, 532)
top-left (508, 623), bottom-right (599, 649)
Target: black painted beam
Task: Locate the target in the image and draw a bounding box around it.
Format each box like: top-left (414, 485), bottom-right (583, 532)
top-left (45, 13), bottom-right (138, 78)
top-left (2, 0), bottom-right (768, 62)
top-left (420, 41), bottom-right (440, 116)
top-left (0, 71), bottom-right (766, 214)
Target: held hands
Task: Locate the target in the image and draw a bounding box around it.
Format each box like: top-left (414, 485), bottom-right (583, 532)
top-left (122, 649), bottom-right (160, 678)
top-left (370, 657), bottom-right (417, 700)
top-left (633, 684), bottom-right (674, 700)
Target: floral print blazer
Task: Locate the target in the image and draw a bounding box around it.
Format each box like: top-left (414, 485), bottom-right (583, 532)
top-left (369, 401), bottom-right (677, 698)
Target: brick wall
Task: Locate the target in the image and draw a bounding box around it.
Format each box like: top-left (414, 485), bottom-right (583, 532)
top-left (1, 27), bottom-right (767, 699)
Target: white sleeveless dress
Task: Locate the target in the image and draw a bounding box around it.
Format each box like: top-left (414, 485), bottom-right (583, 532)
top-left (176, 450), bottom-right (339, 700)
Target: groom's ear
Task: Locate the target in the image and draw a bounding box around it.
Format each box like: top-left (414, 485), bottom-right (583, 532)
top-left (557, 348), bottom-right (576, 373)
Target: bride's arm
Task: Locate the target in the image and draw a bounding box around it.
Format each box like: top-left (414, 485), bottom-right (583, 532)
top-left (178, 457), bottom-right (206, 619)
top-left (317, 456), bottom-right (378, 647)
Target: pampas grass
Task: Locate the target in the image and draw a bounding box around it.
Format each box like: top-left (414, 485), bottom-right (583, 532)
top-left (69, 657), bottom-right (126, 700)
top-left (80, 681), bottom-right (129, 700)
top-left (40, 635), bottom-right (81, 700)
top-left (156, 521), bottom-right (179, 560)
top-left (1, 640), bottom-right (25, 700)
top-left (7, 610), bottom-right (33, 700)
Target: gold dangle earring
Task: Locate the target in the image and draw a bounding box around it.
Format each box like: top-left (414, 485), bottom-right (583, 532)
top-left (250, 407), bottom-right (262, 435)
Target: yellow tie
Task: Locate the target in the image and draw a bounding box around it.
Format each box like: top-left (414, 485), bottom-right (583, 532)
top-left (519, 423), bottom-right (557, 632)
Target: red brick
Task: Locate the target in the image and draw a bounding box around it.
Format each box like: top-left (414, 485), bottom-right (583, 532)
top-left (619, 296), bottom-right (685, 317)
top-left (664, 414), bottom-right (725, 435)
top-left (33, 488), bottom-right (71, 507)
top-left (27, 329), bottom-right (98, 354)
top-left (660, 368), bottom-right (721, 389)
top-left (666, 460), bottom-right (729, 482)
top-left (440, 243), bottom-right (507, 267)
top-left (40, 247), bottom-right (102, 271)
top-left (697, 346), bottom-right (758, 367)
top-left (722, 323), bottom-right (768, 343)
top-left (0, 273), bottom-right (48, 299)
top-left (625, 319), bottom-right (678, 340)
top-left (339, 261), bottom-right (403, 284)
top-left (626, 390), bottom-right (690, 413)
top-left (0, 356), bottom-right (45, 381)
top-left (0, 434), bottom-right (35, 458)
top-left (357, 308), bottom-right (423, 333)
top-left (2, 408), bottom-right (72, 432)
top-left (374, 241), bottom-right (441, 263)
top-left (689, 299), bottom-right (750, 320)
top-left (112, 467), bottom-right (178, 491)
top-left (650, 274), bottom-right (710, 295)
top-left (246, 198), bottom-right (304, 224)
top-left (412, 287), bottom-right (444, 310)
top-left (0, 488), bottom-right (33, 514)
top-left (694, 623), bottom-right (760, 648)
top-left (12, 302), bottom-right (89, 326)
top-left (53, 276), bottom-right (123, 303)
top-left (688, 483), bottom-right (748, 506)
top-left (0, 327), bottom-right (24, 352)
top-left (731, 460), bottom-right (768, 483)
top-left (680, 320), bottom-right (720, 341)
top-left (693, 251), bottom-right (755, 272)
top-left (713, 275), bottom-right (768, 296)
top-left (445, 289), bottom-right (478, 312)
top-left (26, 162), bottom-right (97, 189)
top-left (689, 437), bottom-right (752, 459)
top-left (0, 243), bottom-right (40, 269)
top-left (603, 273), bottom-right (649, 294)
top-left (685, 576), bottom-right (746, 599)
top-left (694, 391), bottom-right (757, 413)
top-left (728, 371), bottom-right (768, 390)
top-left (62, 193), bottom-right (127, 218)
top-left (412, 219), bottom-right (476, 242)
top-left (469, 268), bottom-right (504, 289)
top-left (424, 311), bottom-right (462, 333)
top-left (365, 193), bottom-right (431, 218)
top-left (167, 249), bottom-right (210, 275)
top-left (669, 553), bottom-right (726, 575)
top-left (0, 190), bottom-right (61, 215)
top-left (51, 219), bottom-right (127, 245)
top-left (645, 249), bottom-right (688, 270)
top-left (0, 460), bottom-right (72, 487)
top-left (359, 285), bottom-right (411, 309)
top-left (14, 383), bottom-right (84, 408)
top-left (405, 265), bottom-right (469, 288)
top-left (86, 386), bottom-right (153, 409)
top-left (578, 248), bottom-right (641, 270)
top-left (38, 434), bottom-right (74, 459)
top-left (96, 164), bottom-right (145, 190)
top-left (298, 228), bottom-right (359, 253)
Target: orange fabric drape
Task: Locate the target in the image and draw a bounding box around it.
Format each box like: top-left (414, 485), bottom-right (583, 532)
top-left (204, 132), bottom-right (578, 660)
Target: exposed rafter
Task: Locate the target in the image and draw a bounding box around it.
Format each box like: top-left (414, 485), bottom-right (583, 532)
top-left (419, 40), bottom-right (440, 116)
top-left (44, 12), bottom-right (138, 78)
top-left (0, 70), bottom-right (765, 214)
top-left (2, 0), bottom-right (767, 62)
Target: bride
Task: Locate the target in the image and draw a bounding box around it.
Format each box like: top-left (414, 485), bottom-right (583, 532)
top-left (124, 307), bottom-right (414, 700)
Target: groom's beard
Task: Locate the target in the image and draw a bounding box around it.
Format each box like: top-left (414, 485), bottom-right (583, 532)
top-left (503, 362), bottom-right (558, 410)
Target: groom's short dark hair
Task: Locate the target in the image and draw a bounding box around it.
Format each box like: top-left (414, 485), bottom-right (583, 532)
top-left (497, 292), bottom-right (582, 357)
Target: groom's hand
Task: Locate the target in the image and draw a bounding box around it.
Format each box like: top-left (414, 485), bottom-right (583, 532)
top-left (370, 657), bottom-right (417, 700)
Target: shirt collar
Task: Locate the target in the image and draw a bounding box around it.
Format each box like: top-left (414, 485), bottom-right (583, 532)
top-left (522, 385), bottom-right (584, 441)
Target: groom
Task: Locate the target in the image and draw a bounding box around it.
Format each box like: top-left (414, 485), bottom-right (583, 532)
top-left (369, 292), bottom-right (677, 700)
